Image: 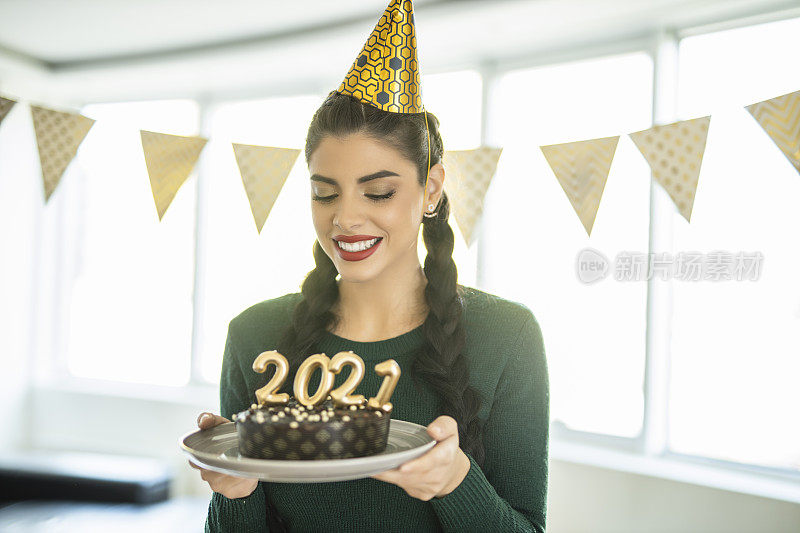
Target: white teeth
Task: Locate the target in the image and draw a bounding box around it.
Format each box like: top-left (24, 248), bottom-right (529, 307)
top-left (336, 238), bottom-right (379, 252)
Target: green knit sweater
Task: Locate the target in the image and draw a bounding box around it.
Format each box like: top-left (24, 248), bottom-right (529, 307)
top-left (204, 285), bottom-right (549, 532)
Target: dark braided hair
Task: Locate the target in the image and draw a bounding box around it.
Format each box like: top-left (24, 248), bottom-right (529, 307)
top-left (275, 91), bottom-right (485, 466)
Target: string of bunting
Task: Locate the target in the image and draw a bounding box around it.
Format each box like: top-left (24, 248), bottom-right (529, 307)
top-left (0, 88), bottom-right (798, 241)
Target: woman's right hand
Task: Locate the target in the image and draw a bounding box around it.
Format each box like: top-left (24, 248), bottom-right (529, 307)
top-left (189, 412), bottom-right (259, 499)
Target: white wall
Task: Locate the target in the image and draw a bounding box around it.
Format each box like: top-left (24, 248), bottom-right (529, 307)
top-left (28, 386), bottom-right (216, 499)
top-left (548, 461), bottom-right (800, 533)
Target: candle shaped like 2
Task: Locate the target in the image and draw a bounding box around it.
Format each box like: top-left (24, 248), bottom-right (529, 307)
top-left (329, 351), bottom-right (367, 407)
top-left (252, 350), bottom-right (290, 405)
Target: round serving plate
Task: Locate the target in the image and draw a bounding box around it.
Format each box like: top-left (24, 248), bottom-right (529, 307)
top-left (180, 419), bottom-right (435, 483)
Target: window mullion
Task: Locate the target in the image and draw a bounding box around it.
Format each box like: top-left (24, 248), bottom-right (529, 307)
top-left (641, 27), bottom-right (679, 457)
top-left (475, 61), bottom-right (499, 289)
top-left (189, 97), bottom-right (213, 385)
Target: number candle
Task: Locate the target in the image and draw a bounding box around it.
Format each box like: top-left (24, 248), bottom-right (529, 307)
top-left (367, 359), bottom-right (401, 412)
top-left (328, 351), bottom-right (367, 407)
top-left (294, 353), bottom-right (335, 408)
top-left (252, 350), bottom-right (290, 405)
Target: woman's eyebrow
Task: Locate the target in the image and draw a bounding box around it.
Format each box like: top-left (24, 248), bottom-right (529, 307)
top-left (310, 170), bottom-right (399, 185)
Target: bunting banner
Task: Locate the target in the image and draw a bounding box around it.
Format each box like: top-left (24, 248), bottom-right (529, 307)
top-left (629, 116), bottom-right (710, 222)
top-left (745, 89), bottom-right (800, 176)
top-left (0, 87), bottom-right (797, 236)
top-left (30, 105), bottom-right (96, 202)
top-left (140, 130), bottom-right (208, 221)
top-left (0, 96), bottom-right (16, 126)
top-left (540, 136), bottom-right (619, 236)
top-left (442, 146), bottom-right (503, 247)
top-left (232, 143), bottom-right (301, 233)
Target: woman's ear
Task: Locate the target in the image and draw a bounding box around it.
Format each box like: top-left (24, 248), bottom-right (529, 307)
top-left (425, 162), bottom-right (446, 207)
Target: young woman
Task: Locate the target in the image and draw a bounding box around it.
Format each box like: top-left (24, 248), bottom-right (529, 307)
top-left (191, 91), bottom-right (550, 532)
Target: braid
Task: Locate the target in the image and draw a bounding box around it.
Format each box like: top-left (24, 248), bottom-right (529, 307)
top-left (416, 192), bottom-right (485, 466)
top-left (277, 91), bottom-right (485, 467)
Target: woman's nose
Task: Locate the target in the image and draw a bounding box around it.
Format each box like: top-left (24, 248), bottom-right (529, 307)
top-left (332, 194), bottom-right (364, 229)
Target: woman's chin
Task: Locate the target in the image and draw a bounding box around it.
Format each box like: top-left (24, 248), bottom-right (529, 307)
top-left (337, 270), bottom-right (379, 283)
top-left (335, 261), bottom-right (386, 283)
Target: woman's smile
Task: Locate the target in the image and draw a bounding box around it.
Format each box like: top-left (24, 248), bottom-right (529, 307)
top-left (333, 236), bottom-right (384, 261)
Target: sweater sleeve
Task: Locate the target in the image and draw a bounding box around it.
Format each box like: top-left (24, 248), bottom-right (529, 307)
top-left (205, 322), bottom-right (270, 533)
top-left (429, 310), bottom-right (549, 533)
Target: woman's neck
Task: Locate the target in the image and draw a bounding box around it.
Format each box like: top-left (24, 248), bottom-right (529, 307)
top-left (331, 265), bottom-right (429, 342)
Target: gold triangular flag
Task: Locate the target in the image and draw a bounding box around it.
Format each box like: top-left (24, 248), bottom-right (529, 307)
top-left (0, 96), bottom-right (17, 126)
top-left (629, 116), bottom-right (710, 222)
top-left (442, 146), bottom-right (503, 246)
top-left (140, 131), bottom-right (207, 221)
top-left (336, 0), bottom-right (422, 113)
top-left (745, 90), bottom-right (800, 175)
top-left (232, 143), bottom-right (300, 233)
top-left (30, 104), bottom-right (95, 202)
top-left (540, 136), bottom-right (618, 236)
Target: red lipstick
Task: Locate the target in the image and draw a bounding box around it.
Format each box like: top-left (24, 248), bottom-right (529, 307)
top-left (332, 235), bottom-right (383, 262)
top-left (333, 235), bottom-right (380, 243)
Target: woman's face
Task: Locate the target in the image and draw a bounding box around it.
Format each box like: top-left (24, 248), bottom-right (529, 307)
top-left (308, 132), bottom-right (426, 283)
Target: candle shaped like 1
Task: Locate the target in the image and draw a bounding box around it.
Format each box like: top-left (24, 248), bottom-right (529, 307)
top-left (329, 351), bottom-right (367, 407)
top-left (367, 359), bottom-right (401, 412)
top-left (252, 350), bottom-right (290, 405)
top-left (294, 353), bottom-right (335, 408)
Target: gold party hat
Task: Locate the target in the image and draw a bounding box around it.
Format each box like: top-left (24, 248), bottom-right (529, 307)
top-left (336, 0), bottom-right (422, 113)
top-left (334, 0), bottom-right (434, 196)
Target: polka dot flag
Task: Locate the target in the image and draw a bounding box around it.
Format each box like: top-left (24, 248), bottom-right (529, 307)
top-left (30, 104), bottom-right (96, 202)
top-left (629, 116), bottom-right (711, 223)
top-left (0, 96), bottom-right (16, 127)
top-left (443, 147), bottom-right (504, 246)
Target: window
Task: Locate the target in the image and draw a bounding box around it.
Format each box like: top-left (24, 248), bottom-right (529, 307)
top-left (486, 53), bottom-right (654, 437)
top-left (423, 70), bottom-right (482, 149)
top-left (67, 100), bottom-right (200, 386)
top-left (670, 16), bottom-right (800, 471)
top-left (197, 94), bottom-right (323, 383)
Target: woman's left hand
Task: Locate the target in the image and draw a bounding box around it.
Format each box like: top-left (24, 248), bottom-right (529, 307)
top-left (370, 415), bottom-right (471, 501)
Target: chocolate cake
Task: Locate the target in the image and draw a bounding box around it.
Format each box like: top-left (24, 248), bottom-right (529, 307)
top-left (234, 397), bottom-right (391, 460)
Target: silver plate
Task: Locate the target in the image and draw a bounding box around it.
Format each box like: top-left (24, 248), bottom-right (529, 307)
top-left (179, 419), bottom-right (436, 483)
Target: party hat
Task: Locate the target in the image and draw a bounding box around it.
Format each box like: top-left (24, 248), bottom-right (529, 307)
top-left (336, 0), bottom-right (422, 113)
top-left (334, 0), bottom-right (434, 196)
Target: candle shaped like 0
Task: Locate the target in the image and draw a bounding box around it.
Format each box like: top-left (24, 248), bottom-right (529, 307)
top-left (293, 353), bottom-right (335, 408)
top-left (367, 359), bottom-right (401, 412)
top-left (328, 351), bottom-right (367, 407)
top-left (252, 350), bottom-right (290, 405)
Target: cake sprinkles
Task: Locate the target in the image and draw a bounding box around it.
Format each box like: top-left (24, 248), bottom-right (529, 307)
top-left (235, 396), bottom-right (391, 460)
